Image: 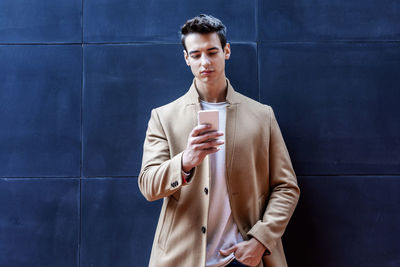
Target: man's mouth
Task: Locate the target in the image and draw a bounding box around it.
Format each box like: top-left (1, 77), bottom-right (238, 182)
top-left (201, 70), bottom-right (214, 75)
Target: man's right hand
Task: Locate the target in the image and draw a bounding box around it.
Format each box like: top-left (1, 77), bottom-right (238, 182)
top-left (182, 124), bottom-right (224, 172)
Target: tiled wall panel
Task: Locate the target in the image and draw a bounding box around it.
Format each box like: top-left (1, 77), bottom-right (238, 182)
top-left (0, 0), bottom-right (399, 266)
top-left (82, 44), bottom-right (192, 177)
top-left (84, 0), bottom-right (256, 43)
top-left (83, 43), bottom-right (257, 177)
top-left (0, 179), bottom-right (79, 267)
top-left (259, 43), bottom-right (400, 175)
top-left (259, 0), bottom-right (400, 41)
top-left (81, 178), bottom-right (160, 267)
top-left (226, 43), bottom-right (258, 100)
top-left (0, 45), bottom-right (82, 177)
top-left (0, 0), bottom-right (81, 43)
top-left (284, 176), bottom-right (400, 267)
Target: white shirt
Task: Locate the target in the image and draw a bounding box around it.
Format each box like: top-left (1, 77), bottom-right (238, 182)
top-left (201, 100), bottom-right (244, 267)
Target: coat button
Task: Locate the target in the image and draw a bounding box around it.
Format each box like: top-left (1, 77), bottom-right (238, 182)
top-left (204, 187), bottom-right (208, 195)
top-left (201, 226), bottom-right (206, 234)
top-left (171, 181), bottom-right (178, 188)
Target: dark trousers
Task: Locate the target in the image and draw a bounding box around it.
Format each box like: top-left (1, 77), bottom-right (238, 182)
top-left (226, 258), bottom-right (249, 267)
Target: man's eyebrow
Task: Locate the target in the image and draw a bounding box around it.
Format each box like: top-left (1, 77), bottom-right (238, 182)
top-left (189, 47), bottom-right (219, 55)
top-left (207, 47), bottom-right (219, 51)
top-left (189, 50), bottom-right (200, 55)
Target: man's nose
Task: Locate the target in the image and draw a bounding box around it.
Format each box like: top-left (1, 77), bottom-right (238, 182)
top-left (200, 54), bottom-right (210, 66)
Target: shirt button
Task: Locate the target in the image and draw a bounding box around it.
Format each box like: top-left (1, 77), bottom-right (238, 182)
top-left (171, 181), bottom-right (178, 188)
top-left (201, 226), bottom-right (206, 234)
top-left (204, 187), bottom-right (208, 195)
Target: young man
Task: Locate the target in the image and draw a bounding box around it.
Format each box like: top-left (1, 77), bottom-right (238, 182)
top-left (138, 14), bottom-right (300, 267)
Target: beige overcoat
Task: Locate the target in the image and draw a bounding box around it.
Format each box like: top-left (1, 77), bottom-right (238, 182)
top-left (138, 79), bottom-right (300, 267)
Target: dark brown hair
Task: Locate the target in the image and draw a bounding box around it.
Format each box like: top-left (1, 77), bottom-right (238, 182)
top-left (180, 14), bottom-right (227, 52)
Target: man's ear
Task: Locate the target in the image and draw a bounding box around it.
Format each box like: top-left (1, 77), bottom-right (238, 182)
top-left (183, 50), bottom-right (190, 66)
top-left (224, 43), bottom-right (231, 60)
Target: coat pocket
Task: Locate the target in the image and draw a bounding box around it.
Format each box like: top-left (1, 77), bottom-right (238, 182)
top-left (157, 197), bottom-right (178, 250)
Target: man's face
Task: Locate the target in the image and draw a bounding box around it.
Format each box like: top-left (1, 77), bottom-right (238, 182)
top-left (183, 32), bottom-right (230, 86)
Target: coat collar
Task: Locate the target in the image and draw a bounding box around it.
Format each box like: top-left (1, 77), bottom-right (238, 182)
top-left (183, 78), bottom-right (239, 191)
top-left (184, 78), bottom-right (240, 105)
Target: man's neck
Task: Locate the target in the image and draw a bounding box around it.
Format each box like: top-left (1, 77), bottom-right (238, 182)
top-left (195, 77), bottom-right (228, 103)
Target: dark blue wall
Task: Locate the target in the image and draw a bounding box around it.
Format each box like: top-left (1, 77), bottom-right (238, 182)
top-left (0, 0), bottom-right (399, 266)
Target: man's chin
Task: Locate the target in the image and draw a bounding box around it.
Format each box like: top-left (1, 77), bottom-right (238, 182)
top-left (197, 76), bottom-right (216, 84)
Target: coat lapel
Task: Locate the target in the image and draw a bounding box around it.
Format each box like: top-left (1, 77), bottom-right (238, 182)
top-left (225, 102), bottom-right (237, 184)
top-left (224, 79), bottom-right (240, 185)
top-left (183, 78), bottom-right (240, 185)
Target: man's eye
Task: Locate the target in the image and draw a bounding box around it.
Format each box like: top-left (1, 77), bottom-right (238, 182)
top-left (191, 55), bottom-right (200, 59)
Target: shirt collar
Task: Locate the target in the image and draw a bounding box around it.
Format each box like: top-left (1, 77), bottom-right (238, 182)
top-left (185, 78), bottom-right (240, 105)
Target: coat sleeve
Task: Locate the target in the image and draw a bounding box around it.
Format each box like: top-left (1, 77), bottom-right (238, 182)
top-left (247, 106), bottom-right (300, 254)
top-left (138, 109), bottom-right (193, 202)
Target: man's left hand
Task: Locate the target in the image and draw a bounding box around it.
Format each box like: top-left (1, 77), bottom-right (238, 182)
top-left (219, 238), bottom-right (266, 267)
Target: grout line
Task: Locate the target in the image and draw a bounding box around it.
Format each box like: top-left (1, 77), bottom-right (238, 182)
top-left (78, 0), bottom-right (84, 266)
top-left (1, 40), bottom-right (399, 46)
top-left (258, 40), bottom-right (400, 44)
top-left (257, 41), bottom-right (260, 102)
top-left (81, 176), bottom-right (140, 179)
top-left (296, 174), bottom-right (400, 177)
top-left (255, 0), bottom-right (259, 43)
top-left (78, 178), bottom-right (82, 267)
top-left (0, 43), bottom-right (82, 45)
top-left (80, 42), bottom-right (84, 180)
top-left (81, 0), bottom-right (84, 44)
top-left (80, 33), bottom-right (84, 182)
top-left (0, 177), bottom-right (82, 179)
top-left (81, 41), bottom-right (260, 45)
top-left (2, 174), bottom-right (400, 179)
